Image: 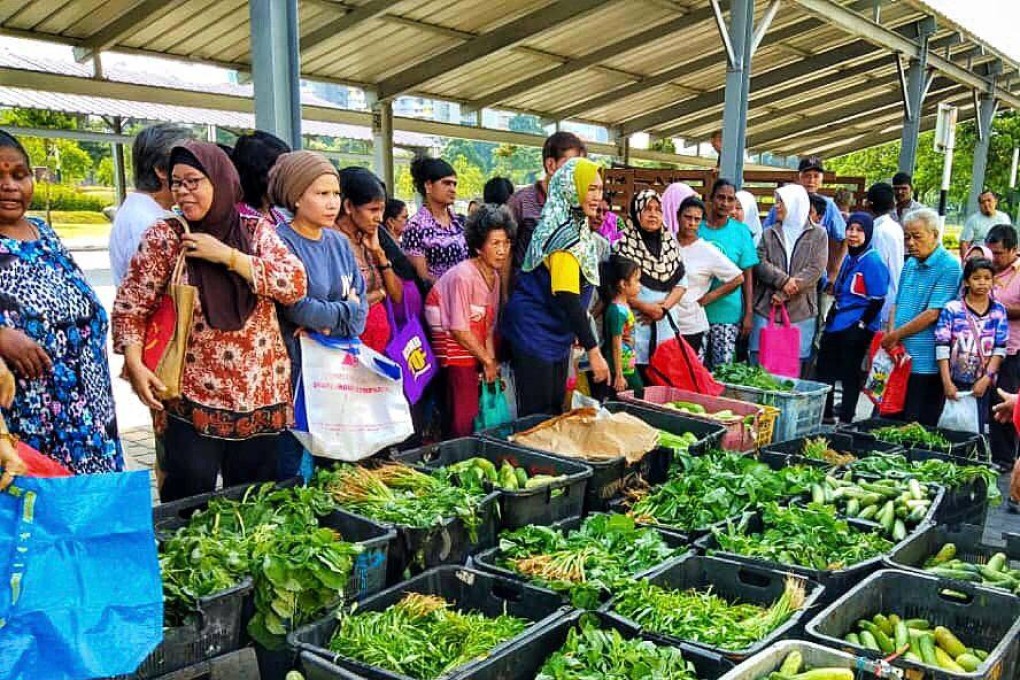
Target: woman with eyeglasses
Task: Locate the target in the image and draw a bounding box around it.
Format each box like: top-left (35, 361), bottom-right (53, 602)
top-left (0, 131), bottom-right (123, 476)
top-left (114, 141), bottom-right (307, 502)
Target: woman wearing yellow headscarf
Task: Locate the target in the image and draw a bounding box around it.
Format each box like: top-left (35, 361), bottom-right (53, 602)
top-left (502, 158), bottom-right (609, 416)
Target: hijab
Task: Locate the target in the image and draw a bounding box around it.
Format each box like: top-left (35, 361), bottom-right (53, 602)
top-left (774, 183), bottom-right (810, 262)
top-left (522, 157), bottom-right (601, 285)
top-left (616, 189), bottom-right (686, 292)
top-left (845, 211), bottom-right (875, 257)
top-left (966, 244), bottom-right (993, 261)
top-left (661, 182), bottom-right (696, 234)
top-left (169, 141), bottom-right (257, 332)
top-left (736, 190), bottom-right (763, 245)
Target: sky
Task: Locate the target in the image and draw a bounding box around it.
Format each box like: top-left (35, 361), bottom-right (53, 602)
top-left (922, 0), bottom-right (1020, 62)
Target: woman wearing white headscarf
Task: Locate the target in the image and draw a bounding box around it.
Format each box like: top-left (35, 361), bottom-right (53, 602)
top-left (734, 190), bottom-right (763, 245)
top-left (749, 184), bottom-right (828, 376)
top-left (661, 182), bottom-right (697, 234)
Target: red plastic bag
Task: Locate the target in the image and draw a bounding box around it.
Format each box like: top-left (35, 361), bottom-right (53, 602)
top-left (16, 441), bottom-right (72, 478)
top-left (863, 332), bottom-right (911, 415)
top-left (647, 316), bottom-right (724, 396)
top-left (759, 304), bottom-right (801, 378)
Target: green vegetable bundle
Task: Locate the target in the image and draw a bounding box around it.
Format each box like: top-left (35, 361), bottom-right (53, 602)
top-left (624, 451), bottom-right (825, 531)
top-left (658, 430), bottom-right (701, 453)
top-left (496, 514), bottom-right (679, 608)
top-left (713, 503), bottom-right (893, 571)
top-left (317, 463), bottom-right (490, 538)
top-left (923, 542), bottom-right (1020, 594)
top-left (160, 531), bottom-right (249, 626)
top-left (446, 456), bottom-right (567, 492)
top-left (849, 452), bottom-right (1001, 503)
top-left (843, 614), bottom-right (987, 673)
top-left (329, 593), bottom-right (527, 680)
top-left (537, 618), bottom-right (698, 680)
top-left (870, 422), bottom-right (952, 452)
top-left (611, 576), bottom-right (806, 652)
top-left (758, 651), bottom-right (854, 679)
top-left (808, 474), bottom-right (935, 540)
top-left (714, 363), bottom-right (796, 392)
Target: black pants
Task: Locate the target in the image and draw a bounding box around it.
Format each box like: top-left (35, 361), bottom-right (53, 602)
top-left (890, 373), bottom-right (945, 428)
top-left (683, 332), bottom-right (704, 356)
top-left (160, 417), bottom-right (280, 503)
top-left (817, 326), bottom-right (873, 423)
top-left (512, 349), bottom-right (569, 417)
top-left (991, 354), bottom-right (1020, 466)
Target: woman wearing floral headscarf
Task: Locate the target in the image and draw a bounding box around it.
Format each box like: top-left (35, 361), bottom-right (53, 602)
top-left (502, 158), bottom-right (610, 416)
top-left (614, 189), bottom-right (688, 364)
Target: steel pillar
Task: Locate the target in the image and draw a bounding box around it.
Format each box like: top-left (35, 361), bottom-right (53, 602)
top-left (719, 0), bottom-right (754, 187)
top-left (249, 0), bottom-right (302, 149)
top-left (967, 93), bottom-right (999, 216)
top-left (372, 99), bottom-right (394, 191)
top-left (897, 19), bottom-right (935, 174)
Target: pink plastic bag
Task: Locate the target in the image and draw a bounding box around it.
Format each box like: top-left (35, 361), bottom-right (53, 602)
top-left (759, 304), bottom-right (801, 379)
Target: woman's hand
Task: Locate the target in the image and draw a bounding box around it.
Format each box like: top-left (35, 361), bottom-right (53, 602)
top-left (943, 381), bottom-right (959, 401)
top-left (0, 327), bottom-right (51, 379)
top-left (181, 232), bottom-right (234, 266)
top-left (635, 302), bottom-right (665, 323)
top-left (0, 434), bottom-right (25, 491)
top-left (993, 388), bottom-right (1017, 424)
top-left (613, 372), bottom-right (627, 393)
top-left (364, 230), bottom-right (387, 261)
top-left (973, 375), bottom-right (992, 398)
top-left (880, 330), bottom-right (900, 351)
top-left (124, 357), bottom-right (166, 410)
top-left (782, 278), bottom-right (800, 297)
top-left (588, 348), bottom-right (610, 384)
top-left (741, 312), bottom-right (754, 338)
top-left (770, 293), bottom-right (785, 306)
top-left (482, 357), bottom-right (499, 383)
top-left (0, 358), bottom-right (15, 408)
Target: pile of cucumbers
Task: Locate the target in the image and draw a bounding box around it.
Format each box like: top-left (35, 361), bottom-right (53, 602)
top-left (844, 614), bottom-right (988, 673)
top-left (808, 474), bottom-right (935, 541)
top-left (757, 651), bottom-right (853, 679)
top-left (446, 456), bottom-right (567, 492)
top-left (665, 400), bottom-right (751, 424)
top-left (924, 543), bottom-right (1020, 594)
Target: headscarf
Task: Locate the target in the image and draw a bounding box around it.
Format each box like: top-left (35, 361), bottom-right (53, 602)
top-left (774, 183), bottom-right (810, 262)
top-left (169, 141), bottom-right (257, 332)
top-left (267, 151), bottom-right (338, 214)
top-left (965, 244), bottom-right (993, 261)
top-left (521, 157), bottom-right (601, 285)
top-left (616, 189), bottom-right (686, 292)
top-left (845, 211), bottom-right (875, 257)
top-left (661, 182), bottom-right (697, 234)
top-left (736, 190), bottom-right (763, 245)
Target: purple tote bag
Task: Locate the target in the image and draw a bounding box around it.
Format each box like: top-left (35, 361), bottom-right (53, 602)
top-left (384, 296), bottom-right (437, 404)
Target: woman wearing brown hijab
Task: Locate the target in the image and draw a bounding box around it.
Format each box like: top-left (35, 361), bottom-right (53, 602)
top-left (113, 141), bottom-right (307, 502)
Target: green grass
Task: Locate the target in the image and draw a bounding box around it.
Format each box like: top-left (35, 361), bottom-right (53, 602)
top-left (50, 222), bottom-right (111, 241)
top-left (28, 210), bottom-right (109, 224)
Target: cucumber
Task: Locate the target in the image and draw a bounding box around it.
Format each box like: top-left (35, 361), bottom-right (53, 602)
top-left (927, 566), bottom-right (980, 581)
top-left (846, 498), bottom-right (860, 517)
top-left (859, 630), bottom-right (880, 651)
top-left (779, 650), bottom-right (803, 675)
top-left (934, 647), bottom-right (966, 672)
top-left (956, 653), bottom-right (981, 672)
top-left (858, 505), bottom-right (879, 520)
top-left (811, 484), bottom-right (826, 505)
top-left (934, 626), bottom-right (967, 658)
top-left (894, 620), bottom-right (909, 651)
top-left (515, 467), bottom-right (528, 488)
top-left (930, 543), bottom-right (956, 565)
top-left (845, 632), bottom-right (861, 646)
top-left (905, 618), bottom-right (930, 630)
top-left (908, 478), bottom-right (924, 500)
top-left (918, 633), bottom-right (938, 666)
top-left (987, 552), bottom-right (1009, 573)
top-left (892, 519), bottom-right (907, 542)
top-left (873, 613), bottom-right (894, 636)
top-left (978, 564), bottom-right (1014, 583)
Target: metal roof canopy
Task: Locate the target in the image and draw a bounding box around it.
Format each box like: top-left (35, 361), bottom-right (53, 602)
top-left (0, 0), bottom-right (1015, 165)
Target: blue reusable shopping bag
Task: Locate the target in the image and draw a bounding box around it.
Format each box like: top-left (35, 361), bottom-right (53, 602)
top-left (0, 470), bottom-right (162, 679)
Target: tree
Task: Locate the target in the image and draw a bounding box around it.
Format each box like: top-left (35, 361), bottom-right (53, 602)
top-left (0, 108), bottom-right (95, 183)
top-left (449, 155), bottom-right (485, 199)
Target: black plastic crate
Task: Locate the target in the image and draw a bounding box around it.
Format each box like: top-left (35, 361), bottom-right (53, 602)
top-left (839, 417), bottom-right (990, 464)
top-left (125, 579), bottom-right (253, 679)
top-left (886, 523), bottom-right (1020, 594)
top-left (288, 566), bottom-right (569, 680)
top-left (127, 647), bottom-right (260, 680)
top-left (319, 508), bottom-right (399, 601)
top-left (601, 554), bottom-right (824, 663)
top-left (480, 402), bottom-right (725, 512)
top-left (391, 437), bottom-right (593, 530)
top-left (718, 639), bottom-right (901, 680)
top-left (761, 432), bottom-right (904, 470)
top-left (470, 513), bottom-right (692, 606)
top-left (695, 510), bottom-right (898, 604)
top-left (463, 609), bottom-right (734, 680)
top-left (152, 478), bottom-right (302, 533)
top-left (806, 569), bottom-right (1020, 680)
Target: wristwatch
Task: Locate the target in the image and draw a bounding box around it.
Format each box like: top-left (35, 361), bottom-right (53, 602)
top-left (376, 261), bottom-right (393, 272)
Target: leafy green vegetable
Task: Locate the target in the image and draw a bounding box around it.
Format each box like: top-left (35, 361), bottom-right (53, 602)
top-left (870, 422), bottom-right (952, 452)
top-left (623, 451), bottom-right (825, 531)
top-left (537, 617), bottom-right (698, 680)
top-left (316, 464), bottom-right (490, 538)
top-left (712, 503), bottom-right (892, 571)
top-left (496, 513), bottom-right (680, 608)
top-left (714, 363), bottom-right (796, 392)
top-left (329, 593), bottom-right (527, 680)
top-left (611, 576), bottom-right (807, 652)
top-left (849, 452), bottom-right (1001, 504)
top-left (159, 531), bottom-right (249, 626)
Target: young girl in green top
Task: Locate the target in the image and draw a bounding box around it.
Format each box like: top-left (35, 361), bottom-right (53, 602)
top-left (600, 254), bottom-right (643, 395)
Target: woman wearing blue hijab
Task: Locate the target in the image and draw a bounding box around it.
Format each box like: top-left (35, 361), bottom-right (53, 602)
top-left (816, 211), bottom-right (891, 423)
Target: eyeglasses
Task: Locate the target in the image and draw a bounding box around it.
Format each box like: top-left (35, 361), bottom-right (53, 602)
top-left (170, 176), bottom-right (207, 192)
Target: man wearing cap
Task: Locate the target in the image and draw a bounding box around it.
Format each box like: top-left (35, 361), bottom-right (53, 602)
top-left (892, 171), bottom-right (925, 225)
top-left (960, 189), bottom-right (1012, 259)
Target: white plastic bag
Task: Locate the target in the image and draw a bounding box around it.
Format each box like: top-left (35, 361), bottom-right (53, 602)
top-left (938, 391), bottom-right (980, 433)
top-left (291, 333), bottom-right (414, 460)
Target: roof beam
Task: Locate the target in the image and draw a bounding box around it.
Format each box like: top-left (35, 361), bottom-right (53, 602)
top-left (301, 0), bottom-right (392, 55)
top-left (73, 0), bottom-right (181, 63)
top-left (375, 0), bottom-right (606, 100)
top-left (465, 7), bottom-right (715, 111)
top-left (790, 0), bottom-right (1020, 109)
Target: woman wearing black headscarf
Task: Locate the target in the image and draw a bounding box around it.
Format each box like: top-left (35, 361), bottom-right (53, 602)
top-left (816, 212), bottom-right (890, 423)
top-left (114, 141), bottom-right (307, 501)
top-left (613, 189), bottom-right (688, 366)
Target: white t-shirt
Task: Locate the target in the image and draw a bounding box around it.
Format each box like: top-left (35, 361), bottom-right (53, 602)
top-left (871, 214), bottom-right (904, 324)
top-left (109, 192), bottom-right (166, 285)
top-left (675, 239), bottom-right (742, 335)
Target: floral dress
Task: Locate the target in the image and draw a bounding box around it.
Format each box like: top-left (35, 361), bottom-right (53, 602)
top-left (401, 205), bottom-right (468, 281)
top-left (0, 218), bottom-right (123, 474)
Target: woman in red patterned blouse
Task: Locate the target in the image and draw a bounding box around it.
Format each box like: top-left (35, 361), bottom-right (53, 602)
top-left (113, 141), bottom-right (307, 502)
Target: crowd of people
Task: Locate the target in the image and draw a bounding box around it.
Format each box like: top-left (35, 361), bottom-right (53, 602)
top-left (1, 124), bottom-right (1019, 508)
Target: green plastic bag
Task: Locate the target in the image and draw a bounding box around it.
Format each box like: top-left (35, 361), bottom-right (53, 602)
top-left (474, 380), bottom-right (512, 432)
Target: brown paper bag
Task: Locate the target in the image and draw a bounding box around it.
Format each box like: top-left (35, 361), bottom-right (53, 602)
top-left (510, 408), bottom-right (660, 464)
